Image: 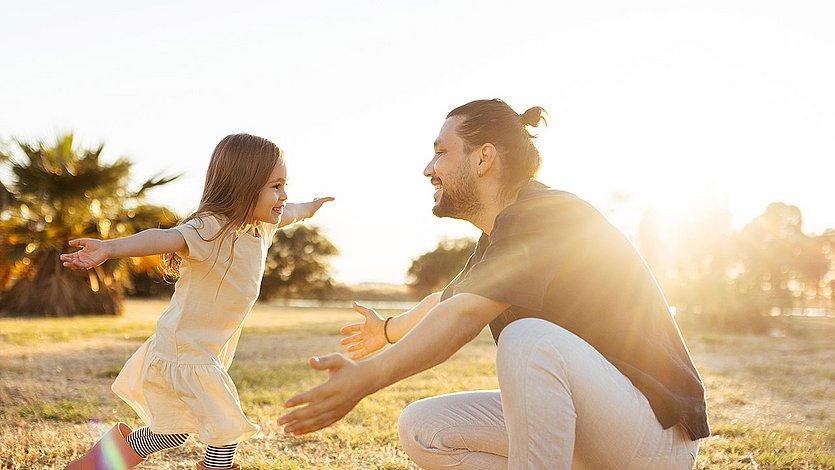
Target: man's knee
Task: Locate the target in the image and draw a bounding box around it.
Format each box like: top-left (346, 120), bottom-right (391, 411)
top-left (496, 318), bottom-right (577, 382)
top-left (397, 398), bottom-right (431, 450)
top-left (497, 318), bottom-right (553, 363)
top-left (398, 397), bottom-right (449, 467)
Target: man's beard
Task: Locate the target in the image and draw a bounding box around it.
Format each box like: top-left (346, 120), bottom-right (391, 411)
top-left (432, 165), bottom-right (481, 220)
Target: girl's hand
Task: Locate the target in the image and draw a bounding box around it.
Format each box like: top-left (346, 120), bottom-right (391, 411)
top-left (299, 196), bottom-right (335, 220)
top-left (339, 302), bottom-right (389, 360)
top-left (60, 238), bottom-right (110, 270)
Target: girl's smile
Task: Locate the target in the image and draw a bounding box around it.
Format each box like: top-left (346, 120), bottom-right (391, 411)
top-left (253, 160), bottom-right (288, 224)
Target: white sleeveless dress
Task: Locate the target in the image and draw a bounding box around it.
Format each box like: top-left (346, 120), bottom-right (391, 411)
top-left (112, 214), bottom-right (277, 446)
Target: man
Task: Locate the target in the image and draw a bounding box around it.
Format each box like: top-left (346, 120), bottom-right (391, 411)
top-left (280, 99), bottom-right (709, 468)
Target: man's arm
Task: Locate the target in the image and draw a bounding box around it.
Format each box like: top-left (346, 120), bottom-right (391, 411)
top-left (339, 291), bottom-right (442, 359)
top-left (385, 291), bottom-right (442, 342)
top-left (280, 293), bottom-right (508, 435)
top-left (366, 293), bottom-right (507, 389)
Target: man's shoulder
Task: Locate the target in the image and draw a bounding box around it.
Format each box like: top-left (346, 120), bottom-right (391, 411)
top-left (505, 181), bottom-right (594, 220)
top-left (490, 182), bottom-right (612, 244)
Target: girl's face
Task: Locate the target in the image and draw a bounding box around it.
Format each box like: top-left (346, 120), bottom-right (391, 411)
top-left (252, 159), bottom-right (288, 225)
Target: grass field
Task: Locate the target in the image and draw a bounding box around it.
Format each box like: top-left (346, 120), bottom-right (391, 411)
top-left (1, 299), bottom-right (833, 469)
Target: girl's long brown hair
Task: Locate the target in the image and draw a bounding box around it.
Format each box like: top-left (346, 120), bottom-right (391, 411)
top-left (162, 133), bottom-right (283, 281)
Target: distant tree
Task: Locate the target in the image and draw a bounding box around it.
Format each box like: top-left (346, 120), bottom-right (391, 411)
top-left (259, 225), bottom-right (338, 300)
top-left (406, 237), bottom-right (476, 298)
top-left (736, 203), bottom-right (829, 315)
top-left (639, 198), bottom-right (832, 332)
top-left (0, 134), bottom-right (180, 317)
top-left (816, 229), bottom-right (835, 306)
top-left (639, 196), bottom-right (743, 329)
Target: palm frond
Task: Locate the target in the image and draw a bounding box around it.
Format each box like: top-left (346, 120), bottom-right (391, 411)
top-left (0, 132), bottom-right (181, 317)
top-left (0, 180), bottom-right (14, 209)
top-left (133, 171), bottom-right (183, 198)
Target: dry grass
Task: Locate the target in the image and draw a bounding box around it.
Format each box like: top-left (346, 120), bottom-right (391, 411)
top-left (1, 299), bottom-right (833, 469)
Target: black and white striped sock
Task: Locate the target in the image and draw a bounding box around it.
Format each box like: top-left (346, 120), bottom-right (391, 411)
top-left (125, 426), bottom-right (189, 458)
top-left (203, 443), bottom-right (238, 469)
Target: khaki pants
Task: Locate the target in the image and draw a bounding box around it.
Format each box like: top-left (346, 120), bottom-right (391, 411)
top-left (397, 319), bottom-right (699, 469)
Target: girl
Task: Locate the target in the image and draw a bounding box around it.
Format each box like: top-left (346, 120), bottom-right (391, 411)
top-left (61, 133), bottom-right (333, 470)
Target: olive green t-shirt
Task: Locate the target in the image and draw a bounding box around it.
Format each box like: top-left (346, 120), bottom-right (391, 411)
top-left (441, 181), bottom-right (710, 440)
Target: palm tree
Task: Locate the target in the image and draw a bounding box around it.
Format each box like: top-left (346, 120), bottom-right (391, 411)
top-left (0, 133), bottom-right (180, 317)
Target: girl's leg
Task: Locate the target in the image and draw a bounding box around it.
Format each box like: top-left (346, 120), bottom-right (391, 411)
top-left (203, 443), bottom-right (238, 469)
top-left (125, 426), bottom-right (189, 458)
top-left (65, 423), bottom-right (146, 470)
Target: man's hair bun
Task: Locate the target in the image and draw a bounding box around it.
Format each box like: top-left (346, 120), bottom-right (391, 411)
top-left (520, 106), bottom-right (547, 128)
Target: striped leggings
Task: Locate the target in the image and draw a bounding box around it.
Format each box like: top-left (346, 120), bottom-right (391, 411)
top-left (126, 427), bottom-right (238, 468)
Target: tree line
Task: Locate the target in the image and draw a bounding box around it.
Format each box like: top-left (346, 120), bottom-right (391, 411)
top-left (405, 198), bottom-right (834, 333)
top-left (3, 134), bottom-right (832, 333)
top-left (0, 134), bottom-right (337, 316)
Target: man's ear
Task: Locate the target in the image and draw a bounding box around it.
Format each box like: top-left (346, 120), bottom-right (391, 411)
top-left (476, 143), bottom-right (498, 177)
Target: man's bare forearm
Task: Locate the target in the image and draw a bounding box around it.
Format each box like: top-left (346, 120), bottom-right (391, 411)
top-left (387, 291), bottom-right (442, 342)
top-left (363, 294), bottom-right (507, 394)
top-left (104, 228), bottom-right (186, 259)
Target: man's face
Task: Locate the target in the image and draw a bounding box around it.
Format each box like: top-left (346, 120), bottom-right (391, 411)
top-left (423, 116), bottom-right (481, 219)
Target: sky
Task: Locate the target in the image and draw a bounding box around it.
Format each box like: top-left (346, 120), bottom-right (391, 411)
top-left (2, 1), bottom-right (833, 284)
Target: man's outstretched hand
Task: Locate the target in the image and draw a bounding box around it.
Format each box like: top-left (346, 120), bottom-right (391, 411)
top-left (339, 302), bottom-right (388, 360)
top-left (279, 353), bottom-right (374, 435)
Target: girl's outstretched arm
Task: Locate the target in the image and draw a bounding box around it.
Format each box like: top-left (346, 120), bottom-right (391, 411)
top-left (278, 197), bottom-right (334, 228)
top-left (60, 228), bottom-right (187, 270)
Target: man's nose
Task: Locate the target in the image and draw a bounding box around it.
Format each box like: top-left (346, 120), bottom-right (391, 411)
top-left (423, 157), bottom-right (436, 177)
